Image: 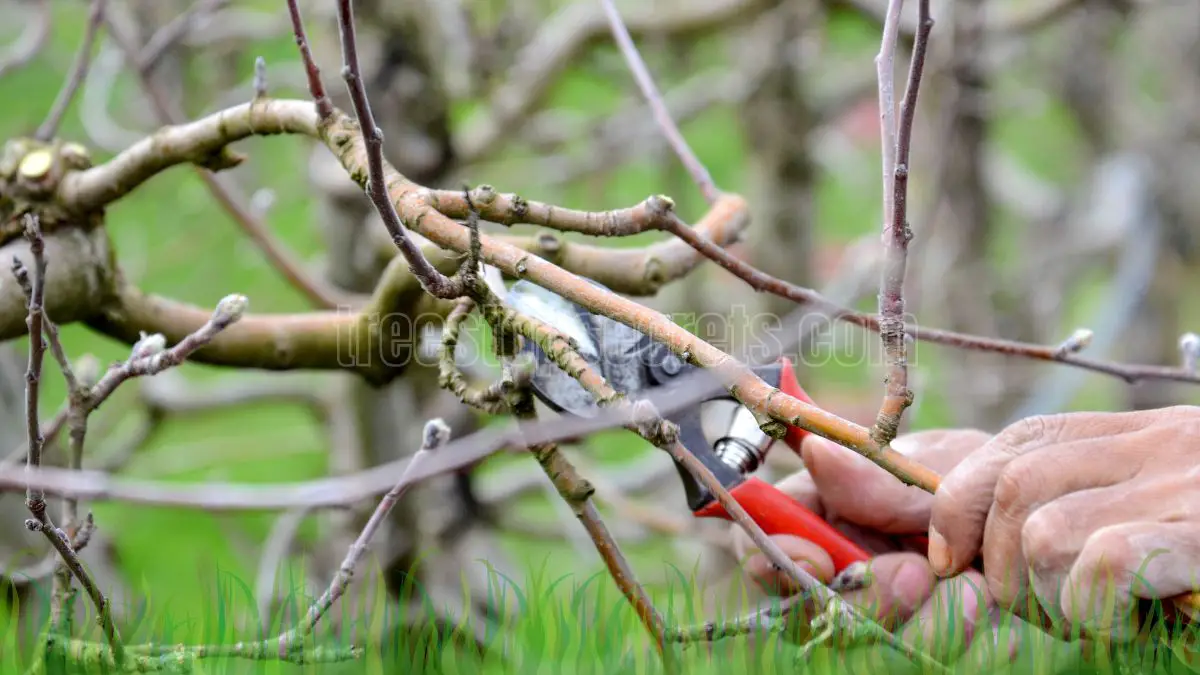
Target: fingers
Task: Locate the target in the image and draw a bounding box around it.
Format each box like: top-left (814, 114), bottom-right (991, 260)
top-left (837, 552), bottom-right (936, 630)
top-left (741, 534), bottom-right (835, 596)
top-left (1060, 521), bottom-right (1200, 640)
top-left (928, 409), bottom-right (1172, 580)
top-left (898, 569), bottom-right (994, 663)
top-left (1022, 472), bottom-right (1200, 623)
top-left (802, 429), bottom-right (991, 534)
top-left (979, 432), bottom-right (1147, 609)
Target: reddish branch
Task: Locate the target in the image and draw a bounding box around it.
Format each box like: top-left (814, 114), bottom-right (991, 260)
top-left (332, 0), bottom-right (464, 300)
top-left (284, 0), bottom-right (332, 119)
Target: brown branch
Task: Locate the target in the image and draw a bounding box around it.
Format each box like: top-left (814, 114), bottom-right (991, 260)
top-left (284, 0), bottom-right (332, 119)
top-left (0, 0), bottom-right (51, 79)
top-left (35, 0), bottom-right (107, 142)
top-left (16, 249), bottom-right (97, 635)
top-left (15, 215), bottom-right (48, 514)
top-left (450, 290), bottom-right (673, 659)
top-left (647, 203), bottom-right (1200, 385)
top-left (525, 435), bottom-right (673, 657)
top-left (425, 187), bottom-right (674, 236)
top-left (598, 0), bottom-right (718, 203)
top-left (869, 0), bottom-right (932, 446)
top-left (328, 0), bottom-right (463, 300)
top-left (14, 214), bottom-right (125, 667)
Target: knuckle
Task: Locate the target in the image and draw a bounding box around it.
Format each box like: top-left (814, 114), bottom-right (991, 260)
top-left (1021, 504), bottom-right (1071, 563)
top-left (1081, 526), bottom-right (1136, 572)
top-left (997, 414), bottom-right (1059, 451)
top-left (993, 455), bottom-right (1040, 514)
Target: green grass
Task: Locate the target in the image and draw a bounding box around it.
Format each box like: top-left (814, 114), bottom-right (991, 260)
top-left (0, 1), bottom-right (1174, 673)
top-left (6, 558), bottom-right (1200, 674)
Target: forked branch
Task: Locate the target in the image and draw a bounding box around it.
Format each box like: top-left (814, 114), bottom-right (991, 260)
top-left (870, 0), bottom-right (932, 446)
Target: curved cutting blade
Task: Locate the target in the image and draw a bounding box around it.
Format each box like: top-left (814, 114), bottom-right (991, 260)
top-left (505, 279), bottom-right (655, 417)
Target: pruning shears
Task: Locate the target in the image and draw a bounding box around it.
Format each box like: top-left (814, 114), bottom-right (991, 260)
top-left (501, 278), bottom-right (873, 575)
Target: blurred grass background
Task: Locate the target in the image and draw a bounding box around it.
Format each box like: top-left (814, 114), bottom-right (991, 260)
top-left (0, 1), bottom-right (1196, 673)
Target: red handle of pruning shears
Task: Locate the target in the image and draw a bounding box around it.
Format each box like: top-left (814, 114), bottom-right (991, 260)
top-left (695, 476), bottom-right (872, 573)
top-left (692, 357), bottom-right (873, 574)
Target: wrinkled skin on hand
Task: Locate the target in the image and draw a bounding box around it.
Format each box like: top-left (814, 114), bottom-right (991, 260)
top-left (731, 406), bottom-right (1200, 662)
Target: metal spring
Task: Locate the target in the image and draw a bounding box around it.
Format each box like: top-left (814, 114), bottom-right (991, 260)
top-left (715, 437), bottom-right (763, 475)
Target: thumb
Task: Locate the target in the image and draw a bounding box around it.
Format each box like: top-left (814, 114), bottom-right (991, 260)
top-left (838, 552), bottom-right (937, 630)
top-left (802, 435), bottom-right (936, 534)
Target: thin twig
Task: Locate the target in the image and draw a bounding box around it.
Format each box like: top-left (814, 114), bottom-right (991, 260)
top-left (275, 419), bottom-right (450, 654)
top-left (35, 0), bottom-right (107, 142)
top-left (14, 252), bottom-right (95, 634)
top-left (15, 214), bottom-right (126, 667)
top-left (17, 215), bottom-right (48, 515)
top-left (329, 0), bottom-right (463, 299)
top-left (869, 0), bottom-right (932, 446)
top-left (598, 0), bottom-right (719, 204)
top-left (284, 0), bottom-right (332, 119)
top-left (88, 294), bottom-right (249, 410)
top-left (668, 594), bottom-right (805, 643)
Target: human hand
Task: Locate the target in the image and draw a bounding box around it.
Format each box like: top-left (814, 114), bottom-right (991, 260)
top-left (927, 406), bottom-right (1200, 640)
top-left (731, 428), bottom-right (1012, 662)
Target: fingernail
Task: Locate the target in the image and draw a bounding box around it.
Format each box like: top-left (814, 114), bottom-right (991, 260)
top-left (928, 526), bottom-right (951, 576)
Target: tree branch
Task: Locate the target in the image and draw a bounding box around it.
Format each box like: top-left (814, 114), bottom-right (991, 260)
top-left (869, 0), bottom-right (931, 446)
top-left (328, 0), bottom-right (464, 300)
top-left (104, 14), bottom-right (352, 310)
top-left (598, 0), bottom-right (719, 203)
top-left (35, 0), bottom-right (107, 142)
